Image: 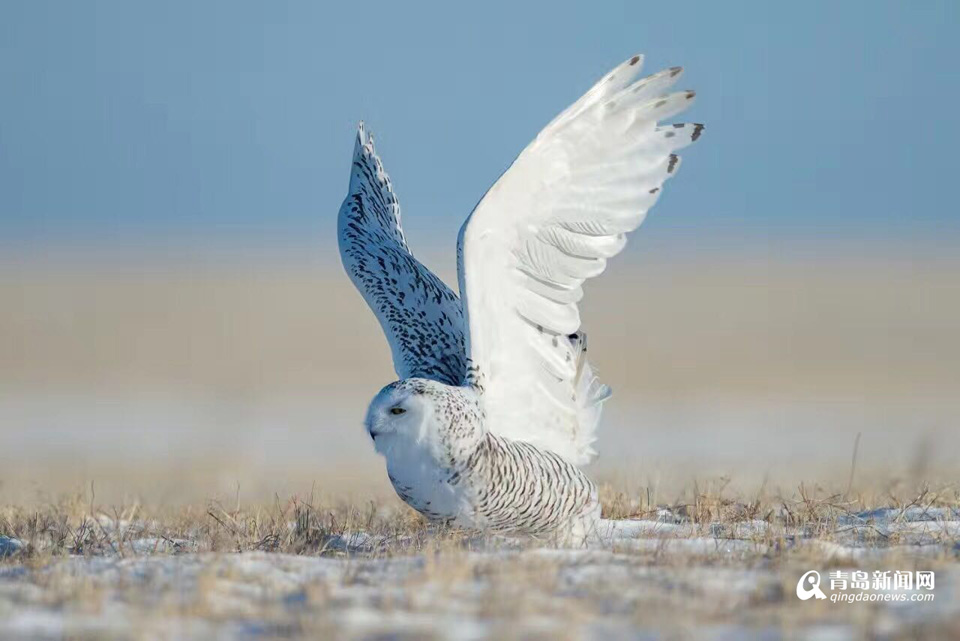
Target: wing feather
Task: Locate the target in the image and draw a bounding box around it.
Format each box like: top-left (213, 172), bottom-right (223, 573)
top-left (457, 56), bottom-right (704, 463)
top-left (338, 124), bottom-right (466, 386)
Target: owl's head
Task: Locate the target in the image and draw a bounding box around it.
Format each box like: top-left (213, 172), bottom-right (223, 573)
top-left (364, 378), bottom-right (482, 460)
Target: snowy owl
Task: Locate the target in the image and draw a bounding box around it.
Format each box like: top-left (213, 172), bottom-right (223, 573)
top-left (338, 54), bottom-right (703, 539)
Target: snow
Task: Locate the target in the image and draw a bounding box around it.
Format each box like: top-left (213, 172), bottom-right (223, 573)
top-left (0, 508), bottom-right (957, 639)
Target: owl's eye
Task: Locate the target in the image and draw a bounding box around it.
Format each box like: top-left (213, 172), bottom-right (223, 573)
top-left (389, 406), bottom-right (406, 415)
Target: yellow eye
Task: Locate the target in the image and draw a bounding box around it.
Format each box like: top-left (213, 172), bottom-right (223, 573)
top-left (390, 407), bottom-right (406, 415)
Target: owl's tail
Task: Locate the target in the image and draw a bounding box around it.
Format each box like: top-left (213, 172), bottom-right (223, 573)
top-left (571, 332), bottom-right (612, 460)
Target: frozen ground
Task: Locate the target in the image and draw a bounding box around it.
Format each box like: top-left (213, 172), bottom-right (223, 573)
top-left (1, 502), bottom-right (958, 640)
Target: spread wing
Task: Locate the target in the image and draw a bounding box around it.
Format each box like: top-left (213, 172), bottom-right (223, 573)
top-left (457, 55), bottom-right (704, 464)
top-left (338, 123), bottom-right (466, 386)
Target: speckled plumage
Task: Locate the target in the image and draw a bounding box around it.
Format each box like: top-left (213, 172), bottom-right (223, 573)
top-left (338, 54), bottom-right (702, 539)
top-left (338, 124), bottom-right (466, 387)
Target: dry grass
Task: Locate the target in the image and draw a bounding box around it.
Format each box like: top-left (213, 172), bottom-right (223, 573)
top-left (1, 488), bottom-right (422, 560)
top-left (1, 477), bottom-right (958, 640)
top-left (598, 475), bottom-right (960, 528)
top-left (2, 475), bottom-right (957, 559)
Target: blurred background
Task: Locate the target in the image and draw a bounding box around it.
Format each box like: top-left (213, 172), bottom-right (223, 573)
top-left (2, 0), bottom-right (958, 505)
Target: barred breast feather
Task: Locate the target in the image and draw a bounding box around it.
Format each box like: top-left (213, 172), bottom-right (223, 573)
top-left (458, 433), bottom-right (599, 535)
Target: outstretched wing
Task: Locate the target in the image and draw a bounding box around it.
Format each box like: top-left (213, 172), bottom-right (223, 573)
top-left (457, 55), bottom-right (704, 464)
top-left (339, 123), bottom-right (466, 386)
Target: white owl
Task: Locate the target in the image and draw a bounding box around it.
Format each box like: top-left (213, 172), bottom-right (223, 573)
top-left (338, 54), bottom-right (702, 540)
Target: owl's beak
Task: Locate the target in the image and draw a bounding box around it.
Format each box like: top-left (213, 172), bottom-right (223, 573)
top-left (366, 419), bottom-right (385, 440)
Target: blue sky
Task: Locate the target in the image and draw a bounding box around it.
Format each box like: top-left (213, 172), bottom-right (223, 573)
top-left (1, 0), bottom-right (958, 257)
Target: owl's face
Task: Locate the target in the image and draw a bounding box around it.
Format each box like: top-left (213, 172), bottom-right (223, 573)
top-left (364, 381), bottom-right (438, 457)
top-left (364, 378), bottom-right (484, 468)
